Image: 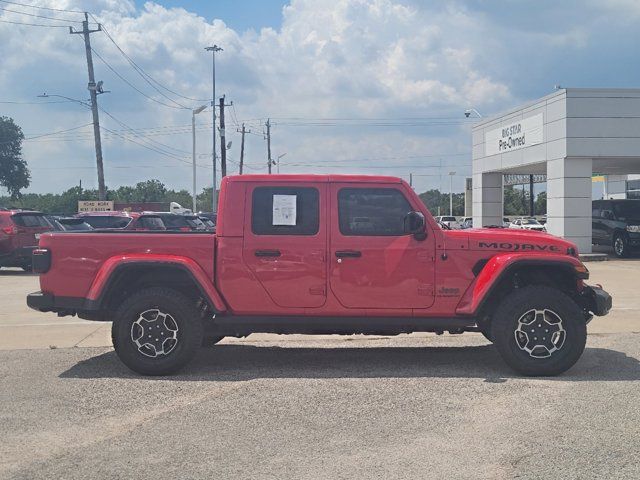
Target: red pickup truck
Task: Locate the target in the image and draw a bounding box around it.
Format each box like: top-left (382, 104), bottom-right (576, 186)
top-left (27, 175), bottom-right (611, 376)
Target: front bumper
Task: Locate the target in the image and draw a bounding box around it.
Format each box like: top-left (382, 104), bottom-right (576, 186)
top-left (582, 284), bottom-right (612, 316)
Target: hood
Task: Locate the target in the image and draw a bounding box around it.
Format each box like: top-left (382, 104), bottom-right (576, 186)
top-left (442, 227), bottom-right (576, 255)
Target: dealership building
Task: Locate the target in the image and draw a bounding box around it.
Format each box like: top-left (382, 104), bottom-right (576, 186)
top-left (472, 88), bottom-right (640, 253)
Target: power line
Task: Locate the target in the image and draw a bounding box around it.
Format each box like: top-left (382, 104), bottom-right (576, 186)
top-left (90, 47), bottom-right (189, 110)
top-left (0, 0), bottom-right (85, 14)
top-left (0, 17), bottom-right (69, 27)
top-left (0, 99), bottom-right (77, 104)
top-left (0, 6), bottom-right (82, 22)
top-left (90, 15), bottom-right (208, 104)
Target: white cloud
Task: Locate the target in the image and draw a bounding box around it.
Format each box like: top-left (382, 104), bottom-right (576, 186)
top-left (2, 0), bottom-right (632, 195)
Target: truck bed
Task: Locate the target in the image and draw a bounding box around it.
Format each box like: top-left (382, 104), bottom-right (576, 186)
top-left (38, 231), bottom-right (215, 300)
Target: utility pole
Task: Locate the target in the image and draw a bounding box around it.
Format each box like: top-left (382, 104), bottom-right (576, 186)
top-left (409, 173), bottom-right (413, 188)
top-left (266, 119), bottom-right (272, 174)
top-left (449, 171), bottom-right (456, 216)
top-left (70, 13), bottom-right (106, 200)
top-left (219, 97), bottom-right (227, 178)
top-left (238, 123), bottom-right (247, 175)
top-left (205, 45), bottom-right (222, 211)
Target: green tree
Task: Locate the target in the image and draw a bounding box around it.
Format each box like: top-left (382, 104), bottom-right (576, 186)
top-left (535, 191), bottom-right (546, 214)
top-left (0, 116), bottom-right (30, 198)
top-left (134, 179), bottom-right (167, 202)
top-left (418, 189), bottom-right (464, 216)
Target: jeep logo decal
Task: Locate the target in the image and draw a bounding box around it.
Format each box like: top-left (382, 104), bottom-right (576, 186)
top-left (479, 241), bottom-right (560, 252)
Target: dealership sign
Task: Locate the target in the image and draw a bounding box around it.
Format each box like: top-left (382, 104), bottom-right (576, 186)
top-left (78, 200), bottom-right (114, 213)
top-left (485, 114), bottom-right (543, 156)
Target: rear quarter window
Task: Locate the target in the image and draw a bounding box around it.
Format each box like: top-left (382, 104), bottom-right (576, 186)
top-left (11, 214), bottom-right (51, 228)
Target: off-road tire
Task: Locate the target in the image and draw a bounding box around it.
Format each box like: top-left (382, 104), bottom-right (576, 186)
top-left (613, 233), bottom-right (629, 258)
top-left (112, 287), bottom-right (203, 376)
top-left (490, 285), bottom-right (586, 376)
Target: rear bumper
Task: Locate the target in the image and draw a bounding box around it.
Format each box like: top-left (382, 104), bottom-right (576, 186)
top-left (582, 284), bottom-right (612, 316)
top-left (26, 291), bottom-right (100, 317)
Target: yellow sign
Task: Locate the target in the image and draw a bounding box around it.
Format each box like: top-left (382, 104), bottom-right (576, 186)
top-left (78, 200), bottom-right (114, 213)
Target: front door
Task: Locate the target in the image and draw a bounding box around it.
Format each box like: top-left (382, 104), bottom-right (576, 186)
top-left (243, 183), bottom-right (327, 308)
top-left (329, 184), bottom-right (435, 309)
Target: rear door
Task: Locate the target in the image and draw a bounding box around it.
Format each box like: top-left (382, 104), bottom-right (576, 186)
top-left (242, 183), bottom-right (327, 308)
top-left (328, 184), bottom-right (435, 309)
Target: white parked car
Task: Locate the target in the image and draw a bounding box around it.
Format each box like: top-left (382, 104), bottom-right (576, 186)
top-left (435, 215), bottom-right (458, 229)
top-left (502, 217), bottom-right (511, 228)
top-left (509, 217), bottom-right (546, 231)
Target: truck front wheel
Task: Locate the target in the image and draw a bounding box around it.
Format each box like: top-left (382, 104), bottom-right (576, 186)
top-left (490, 286), bottom-right (587, 376)
top-left (111, 287), bottom-right (203, 375)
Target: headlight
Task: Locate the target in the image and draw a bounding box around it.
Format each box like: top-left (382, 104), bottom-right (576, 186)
top-left (626, 225), bottom-right (640, 233)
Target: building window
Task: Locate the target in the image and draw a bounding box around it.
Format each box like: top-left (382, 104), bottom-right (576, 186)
top-left (338, 187), bottom-right (412, 236)
top-left (251, 186), bottom-right (319, 235)
top-left (626, 180), bottom-right (640, 199)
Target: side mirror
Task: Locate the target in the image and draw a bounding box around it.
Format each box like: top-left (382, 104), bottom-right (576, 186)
top-left (404, 211), bottom-right (427, 239)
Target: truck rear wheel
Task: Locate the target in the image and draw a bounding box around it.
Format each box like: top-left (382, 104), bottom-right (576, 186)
top-left (490, 286), bottom-right (586, 376)
top-left (111, 287), bottom-right (203, 376)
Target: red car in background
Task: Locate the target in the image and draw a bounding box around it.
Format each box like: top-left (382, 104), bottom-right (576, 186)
top-left (76, 211), bottom-right (166, 231)
top-left (0, 209), bottom-right (53, 270)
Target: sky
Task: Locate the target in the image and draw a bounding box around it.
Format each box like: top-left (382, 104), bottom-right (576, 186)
top-left (1, 0), bottom-right (640, 196)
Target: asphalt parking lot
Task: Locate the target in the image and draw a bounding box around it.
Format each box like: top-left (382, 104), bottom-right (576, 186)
top-left (1, 260), bottom-right (639, 479)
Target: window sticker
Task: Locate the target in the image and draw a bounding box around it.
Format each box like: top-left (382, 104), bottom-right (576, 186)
top-left (272, 194), bottom-right (297, 225)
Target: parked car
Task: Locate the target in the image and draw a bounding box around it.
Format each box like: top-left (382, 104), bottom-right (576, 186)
top-left (0, 209), bottom-right (53, 269)
top-left (459, 217), bottom-right (473, 229)
top-left (503, 217), bottom-right (511, 228)
top-left (592, 199), bottom-right (640, 257)
top-left (509, 217), bottom-right (546, 232)
top-left (77, 211), bottom-right (166, 231)
top-left (434, 215), bottom-right (458, 229)
top-left (28, 174), bottom-right (611, 377)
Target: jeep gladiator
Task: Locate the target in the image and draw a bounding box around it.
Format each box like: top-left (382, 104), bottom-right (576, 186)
top-left (27, 175), bottom-right (611, 376)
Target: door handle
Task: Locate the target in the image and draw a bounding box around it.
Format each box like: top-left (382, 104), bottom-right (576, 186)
top-left (335, 250), bottom-right (362, 258)
top-left (255, 249), bottom-right (281, 257)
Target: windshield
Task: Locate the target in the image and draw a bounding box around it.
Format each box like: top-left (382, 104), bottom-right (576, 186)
top-left (11, 213), bottom-right (51, 228)
top-left (612, 201), bottom-right (640, 220)
top-left (441, 216), bottom-right (456, 222)
top-left (522, 218), bottom-right (540, 225)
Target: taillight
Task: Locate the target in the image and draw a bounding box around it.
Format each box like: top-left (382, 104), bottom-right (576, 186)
top-left (32, 248), bottom-right (51, 274)
top-left (2, 226), bottom-right (18, 235)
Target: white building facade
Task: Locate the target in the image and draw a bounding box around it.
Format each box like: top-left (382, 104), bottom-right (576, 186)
top-left (472, 88), bottom-right (640, 253)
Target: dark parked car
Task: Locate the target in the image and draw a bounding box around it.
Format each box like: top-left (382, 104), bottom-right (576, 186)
top-left (0, 209), bottom-right (53, 269)
top-left (592, 199), bottom-right (640, 257)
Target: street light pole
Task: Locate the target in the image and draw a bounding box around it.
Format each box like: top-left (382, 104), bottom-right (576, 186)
top-left (192, 105), bottom-right (207, 213)
top-left (205, 45), bottom-right (222, 212)
top-left (276, 153), bottom-right (287, 174)
top-left (449, 171), bottom-right (456, 216)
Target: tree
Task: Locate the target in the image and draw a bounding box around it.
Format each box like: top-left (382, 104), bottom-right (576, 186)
top-left (134, 179), bottom-right (167, 202)
top-left (0, 116), bottom-right (30, 198)
top-left (535, 191), bottom-right (546, 214)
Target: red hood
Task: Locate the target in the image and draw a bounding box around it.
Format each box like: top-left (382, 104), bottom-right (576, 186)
top-left (442, 227), bottom-right (577, 255)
